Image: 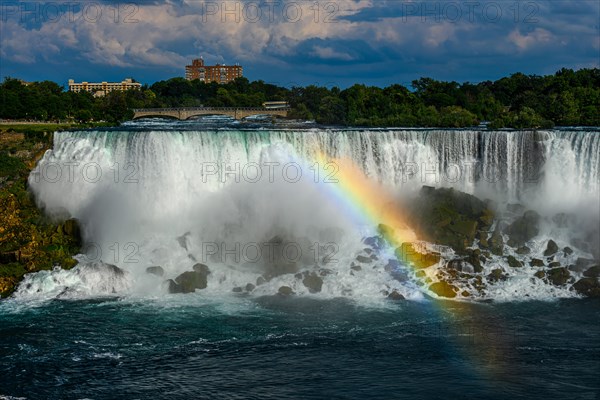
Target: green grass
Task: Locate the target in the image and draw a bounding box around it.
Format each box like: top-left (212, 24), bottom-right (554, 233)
top-left (0, 121), bottom-right (115, 134)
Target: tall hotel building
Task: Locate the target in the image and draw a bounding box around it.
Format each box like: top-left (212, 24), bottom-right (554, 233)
top-left (185, 58), bottom-right (243, 83)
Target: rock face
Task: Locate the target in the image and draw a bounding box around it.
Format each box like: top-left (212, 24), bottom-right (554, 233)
top-left (409, 186), bottom-right (495, 254)
top-left (61, 218), bottom-right (82, 247)
top-left (505, 210), bottom-right (540, 246)
top-left (146, 266), bottom-right (164, 277)
top-left (429, 281), bottom-right (458, 298)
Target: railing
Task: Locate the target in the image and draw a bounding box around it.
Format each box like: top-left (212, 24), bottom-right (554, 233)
top-left (133, 107), bottom-right (290, 112)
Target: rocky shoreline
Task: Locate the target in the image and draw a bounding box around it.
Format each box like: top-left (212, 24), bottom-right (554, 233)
top-left (402, 186), bottom-right (600, 299)
top-left (0, 130), bottom-right (82, 298)
top-left (145, 186), bottom-right (599, 300)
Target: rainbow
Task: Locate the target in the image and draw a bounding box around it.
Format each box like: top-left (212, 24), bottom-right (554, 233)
top-left (309, 151), bottom-right (516, 379)
top-left (312, 152), bottom-right (441, 273)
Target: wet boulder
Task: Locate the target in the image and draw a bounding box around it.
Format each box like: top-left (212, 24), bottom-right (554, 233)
top-left (429, 281), bottom-right (458, 298)
top-left (163, 279), bottom-right (182, 294)
top-left (278, 286), bottom-right (294, 296)
top-left (504, 210), bottom-right (540, 246)
top-left (530, 258), bottom-right (545, 267)
top-left (175, 265), bottom-right (211, 293)
top-left (87, 263), bottom-right (124, 277)
top-left (146, 266), bottom-right (164, 277)
top-left (302, 272), bottom-right (323, 293)
top-left (446, 259), bottom-right (474, 274)
top-left (463, 249), bottom-right (483, 273)
top-left (409, 186), bottom-right (495, 254)
top-left (256, 276), bottom-right (267, 286)
top-left (477, 231), bottom-right (489, 248)
top-left (487, 268), bottom-right (508, 282)
top-left (377, 223), bottom-right (396, 239)
top-left (572, 278), bottom-right (600, 297)
top-left (192, 263), bottom-right (210, 274)
top-left (583, 265), bottom-right (600, 278)
top-left (176, 232), bottom-right (190, 251)
top-left (259, 236), bottom-right (301, 279)
top-left (387, 290), bottom-right (405, 300)
top-left (395, 243), bottom-right (440, 269)
top-left (506, 255), bottom-right (523, 268)
top-left (516, 246), bottom-right (531, 255)
top-left (544, 240), bottom-right (559, 257)
top-left (363, 235), bottom-right (385, 250)
top-left (574, 258), bottom-right (596, 272)
top-left (489, 227), bottom-right (504, 256)
top-left (547, 267), bottom-right (570, 286)
top-left (355, 255), bottom-right (372, 264)
top-left (534, 270), bottom-right (545, 279)
top-left (547, 261), bottom-right (561, 269)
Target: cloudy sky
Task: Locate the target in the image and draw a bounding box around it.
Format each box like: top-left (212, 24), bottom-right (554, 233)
top-left (1, 0), bottom-right (598, 88)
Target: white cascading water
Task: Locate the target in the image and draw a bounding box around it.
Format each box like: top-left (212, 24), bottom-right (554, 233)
top-left (14, 125), bottom-right (600, 301)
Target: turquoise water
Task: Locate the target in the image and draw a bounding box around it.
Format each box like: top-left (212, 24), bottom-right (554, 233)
top-left (1, 297), bottom-right (599, 399)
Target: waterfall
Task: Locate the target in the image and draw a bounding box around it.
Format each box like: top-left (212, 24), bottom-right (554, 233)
top-left (19, 125), bottom-right (599, 300)
top-left (30, 127), bottom-right (599, 204)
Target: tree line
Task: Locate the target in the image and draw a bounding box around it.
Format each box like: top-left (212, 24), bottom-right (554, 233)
top-left (1, 68), bottom-right (598, 128)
